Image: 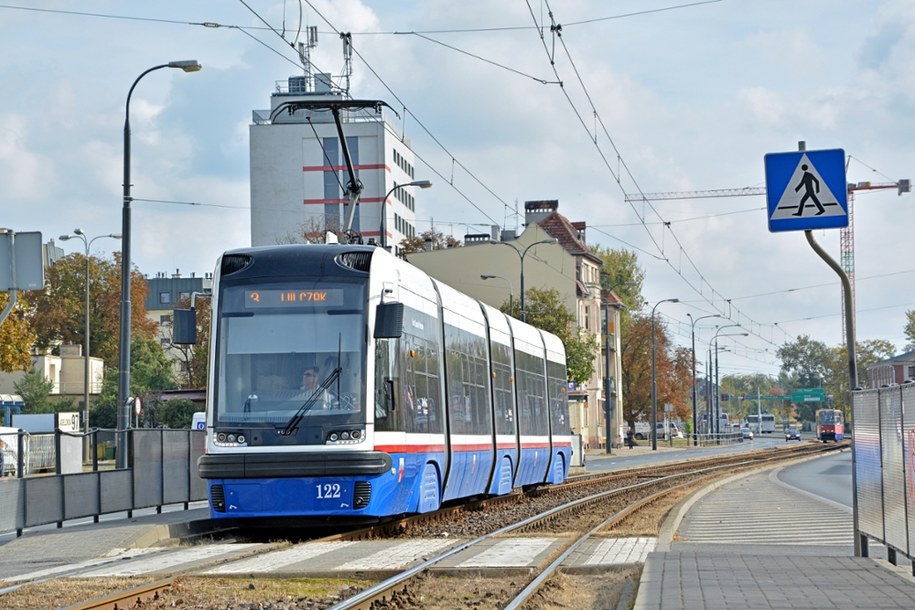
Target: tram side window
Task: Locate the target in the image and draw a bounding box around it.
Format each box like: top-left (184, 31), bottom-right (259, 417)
top-left (399, 337), bottom-right (443, 434)
top-left (469, 347), bottom-right (490, 434)
top-left (515, 350), bottom-right (549, 436)
top-left (547, 361), bottom-right (569, 435)
top-left (490, 342), bottom-right (516, 436)
top-left (444, 324), bottom-right (492, 436)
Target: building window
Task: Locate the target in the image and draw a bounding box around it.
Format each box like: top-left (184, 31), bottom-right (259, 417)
top-left (159, 291), bottom-right (171, 304)
top-left (160, 337), bottom-right (171, 347)
top-left (160, 314), bottom-right (172, 324)
top-left (179, 291), bottom-right (191, 303)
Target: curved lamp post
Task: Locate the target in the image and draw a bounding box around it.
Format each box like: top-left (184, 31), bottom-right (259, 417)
top-left (500, 238), bottom-right (558, 321)
top-left (378, 180), bottom-right (432, 250)
top-left (687, 312), bottom-right (723, 446)
top-left (480, 274), bottom-right (513, 312)
top-left (650, 298), bottom-right (679, 450)
top-left (59, 230), bottom-right (121, 461)
top-left (119, 60), bottom-right (201, 468)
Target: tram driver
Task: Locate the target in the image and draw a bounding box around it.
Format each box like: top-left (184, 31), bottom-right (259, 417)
top-left (299, 365), bottom-right (336, 408)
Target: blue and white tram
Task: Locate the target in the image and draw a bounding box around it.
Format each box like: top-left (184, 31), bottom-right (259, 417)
top-left (195, 244), bottom-right (572, 520)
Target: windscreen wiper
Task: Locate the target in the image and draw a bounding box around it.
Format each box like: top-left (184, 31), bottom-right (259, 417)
top-left (280, 366), bottom-right (342, 436)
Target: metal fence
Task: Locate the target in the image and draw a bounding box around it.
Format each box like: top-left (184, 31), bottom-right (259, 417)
top-left (0, 429), bottom-right (206, 536)
top-left (853, 382), bottom-right (915, 570)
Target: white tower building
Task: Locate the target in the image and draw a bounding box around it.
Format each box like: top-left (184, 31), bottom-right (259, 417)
top-left (250, 74), bottom-right (421, 255)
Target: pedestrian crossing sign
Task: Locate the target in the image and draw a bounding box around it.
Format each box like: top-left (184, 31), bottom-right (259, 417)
top-left (764, 148), bottom-right (847, 232)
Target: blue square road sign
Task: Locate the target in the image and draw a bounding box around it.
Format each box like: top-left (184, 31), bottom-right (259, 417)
top-left (764, 148), bottom-right (847, 232)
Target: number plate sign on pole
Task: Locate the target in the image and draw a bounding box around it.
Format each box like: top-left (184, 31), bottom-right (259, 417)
top-left (765, 148), bottom-right (847, 232)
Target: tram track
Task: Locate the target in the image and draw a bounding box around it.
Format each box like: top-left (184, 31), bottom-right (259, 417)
top-left (1, 442), bottom-right (846, 609)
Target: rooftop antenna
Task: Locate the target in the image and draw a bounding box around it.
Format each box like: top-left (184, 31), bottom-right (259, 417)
top-left (340, 32), bottom-right (353, 96)
top-left (297, 25), bottom-right (319, 91)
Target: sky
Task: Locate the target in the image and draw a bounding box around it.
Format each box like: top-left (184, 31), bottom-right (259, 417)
top-left (1, 0), bottom-right (913, 379)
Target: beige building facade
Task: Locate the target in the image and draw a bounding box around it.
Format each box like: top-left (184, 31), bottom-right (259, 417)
top-left (407, 200), bottom-right (625, 450)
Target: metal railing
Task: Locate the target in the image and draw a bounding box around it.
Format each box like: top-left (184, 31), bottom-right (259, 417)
top-left (0, 428), bottom-right (206, 537)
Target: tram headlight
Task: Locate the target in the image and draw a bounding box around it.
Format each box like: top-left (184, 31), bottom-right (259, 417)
top-left (326, 428), bottom-right (366, 445)
top-left (214, 430), bottom-right (249, 447)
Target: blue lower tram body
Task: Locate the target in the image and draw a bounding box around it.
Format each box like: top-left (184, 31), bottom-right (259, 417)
top-left (204, 446), bottom-right (571, 519)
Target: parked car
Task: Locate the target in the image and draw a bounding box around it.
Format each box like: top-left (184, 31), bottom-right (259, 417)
top-left (740, 427), bottom-right (754, 440)
top-left (785, 426), bottom-right (801, 441)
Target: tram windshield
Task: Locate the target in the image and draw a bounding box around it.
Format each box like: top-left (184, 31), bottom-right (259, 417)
top-left (213, 281), bottom-right (366, 434)
top-left (818, 410), bottom-right (841, 425)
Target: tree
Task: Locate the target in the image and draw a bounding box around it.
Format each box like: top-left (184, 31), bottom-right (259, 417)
top-left (0, 293), bottom-right (36, 372)
top-left (848, 339), bottom-right (896, 388)
top-left (130, 335), bottom-right (179, 396)
top-left (500, 287), bottom-right (598, 385)
top-left (776, 335), bottom-right (832, 388)
top-left (620, 313), bottom-right (684, 427)
top-left (28, 253), bottom-right (157, 369)
top-left (13, 368), bottom-right (54, 413)
top-left (397, 229), bottom-right (462, 257)
top-left (904, 310), bottom-right (915, 351)
top-left (157, 399), bottom-right (199, 429)
top-left (591, 245), bottom-right (645, 313)
top-left (170, 296), bottom-right (211, 389)
top-left (91, 335), bottom-right (179, 429)
top-left (825, 338), bottom-right (896, 422)
top-left (720, 373), bottom-right (782, 422)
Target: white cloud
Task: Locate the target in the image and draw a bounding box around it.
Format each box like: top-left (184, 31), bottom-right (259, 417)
top-left (0, 0), bottom-right (912, 376)
top-left (0, 114), bottom-right (52, 201)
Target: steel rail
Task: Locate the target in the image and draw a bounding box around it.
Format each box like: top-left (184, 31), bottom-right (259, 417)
top-left (503, 481), bottom-right (693, 610)
top-left (326, 443), bottom-right (842, 609)
top-left (59, 577), bottom-right (175, 610)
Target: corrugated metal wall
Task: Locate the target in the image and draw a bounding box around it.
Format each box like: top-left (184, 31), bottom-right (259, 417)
top-left (853, 383), bottom-right (915, 559)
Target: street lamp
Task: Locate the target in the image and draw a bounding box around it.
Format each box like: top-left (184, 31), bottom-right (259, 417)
top-left (650, 298), bottom-right (679, 450)
top-left (500, 238), bottom-right (558, 321)
top-left (687, 312), bottom-right (723, 446)
top-left (709, 325), bottom-right (747, 437)
top-left (59, 230), bottom-right (121, 461)
top-left (378, 180), bottom-right (432, 250)
top-left (119, 60), bottom-right (201, 469)
top-left (480, 274), bottom-right (513, 312)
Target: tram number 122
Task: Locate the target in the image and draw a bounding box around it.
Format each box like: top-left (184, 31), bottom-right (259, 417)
top-left (316, 483), bottom-right (343, 499)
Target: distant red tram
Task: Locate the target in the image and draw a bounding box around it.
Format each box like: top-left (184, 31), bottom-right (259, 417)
top-left (815, 409), bottom-right (844, 442)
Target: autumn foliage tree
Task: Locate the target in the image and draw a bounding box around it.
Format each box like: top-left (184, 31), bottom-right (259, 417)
top-left (28, 253), bottom-right (157, 368)
top-left (0, 293), bottom-right (36, 372)
top-left (397, 229), bottom-right (462, 257)
top-left (620, 313), bottom-right (687, 428)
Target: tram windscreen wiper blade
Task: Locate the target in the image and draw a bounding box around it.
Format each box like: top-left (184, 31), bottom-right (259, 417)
top-left (280, 366), bottom-right (343, 436)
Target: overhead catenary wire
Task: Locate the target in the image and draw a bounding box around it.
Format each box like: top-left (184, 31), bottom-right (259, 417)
top-left (522, 0), bottom-right (793, 349)
top-left (7, 2), bottom-right (894, 353)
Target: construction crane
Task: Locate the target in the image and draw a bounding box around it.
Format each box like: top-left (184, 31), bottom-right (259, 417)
top-left (625, 175), bottom-right (911, 340)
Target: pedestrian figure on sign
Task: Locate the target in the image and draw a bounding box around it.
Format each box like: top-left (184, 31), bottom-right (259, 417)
top-left (793, 164), bottom-right (826, 216)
